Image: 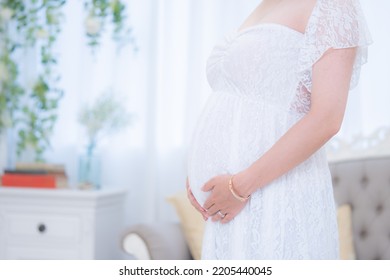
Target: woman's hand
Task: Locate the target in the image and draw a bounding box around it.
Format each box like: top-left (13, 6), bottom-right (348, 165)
top-left (202, 174), bottom-right (248, 224)
top-left (186, 177), bottom-right (209, 221)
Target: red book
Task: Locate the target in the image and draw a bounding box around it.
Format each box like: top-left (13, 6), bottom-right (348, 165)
top-left (1, 174), bottom-right (56, 189)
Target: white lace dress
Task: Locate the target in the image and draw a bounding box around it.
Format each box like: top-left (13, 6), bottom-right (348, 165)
top-left (187, 0), bottom-right (372, 259)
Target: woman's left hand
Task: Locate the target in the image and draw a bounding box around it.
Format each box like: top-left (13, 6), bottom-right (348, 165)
top-left (202, 174), bottom-right (248, 224)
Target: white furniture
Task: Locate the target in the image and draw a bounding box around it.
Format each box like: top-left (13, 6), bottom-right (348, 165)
top-left (0, 187), bottom-right (127, 260)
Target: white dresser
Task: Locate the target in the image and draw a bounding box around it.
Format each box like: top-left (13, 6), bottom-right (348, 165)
top-left (0, 187), bottom-right (127, 260)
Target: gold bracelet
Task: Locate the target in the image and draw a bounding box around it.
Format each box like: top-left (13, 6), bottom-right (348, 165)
top-left (228, 175), bottom-right (250, 202)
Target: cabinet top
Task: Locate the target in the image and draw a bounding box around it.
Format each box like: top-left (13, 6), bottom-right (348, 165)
top-left (0, 187), bottom-right (127, 200)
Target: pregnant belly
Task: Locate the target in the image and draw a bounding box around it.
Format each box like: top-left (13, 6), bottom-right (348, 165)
top-left (186, 92), bottom-right (287, 206)
top-left (187, 104), bottom-right (233, 205)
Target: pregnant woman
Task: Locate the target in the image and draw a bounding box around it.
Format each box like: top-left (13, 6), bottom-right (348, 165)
top-left (186, 0), bottom-right (372, 259)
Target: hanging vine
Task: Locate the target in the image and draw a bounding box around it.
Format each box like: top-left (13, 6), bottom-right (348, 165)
top-left (0, 0), bottom-right (136, 162)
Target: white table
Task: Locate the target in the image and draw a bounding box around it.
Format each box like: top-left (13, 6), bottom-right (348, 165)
top-left (0, 187), bottom-right (127, 259)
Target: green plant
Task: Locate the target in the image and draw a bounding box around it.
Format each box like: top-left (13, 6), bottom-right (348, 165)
top-left (78, 90), bottom-right (131, 153)
top-left (0, 1), bottom-right (67, 162)
top-left (0, 0), bottom-right (135, 162)
top-left (84, 0), bottom-right (137, 49)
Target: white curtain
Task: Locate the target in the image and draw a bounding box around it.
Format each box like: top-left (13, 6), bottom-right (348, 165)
top-left (337, 0), bottom-right (390, 140)
top-left (4, 0), bottom-right (388, 226)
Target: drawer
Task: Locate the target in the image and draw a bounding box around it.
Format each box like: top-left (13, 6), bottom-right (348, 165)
top-left (4, 212), bottom-right (82, 243)
top-left (6, 246), bottom-right (81, 260)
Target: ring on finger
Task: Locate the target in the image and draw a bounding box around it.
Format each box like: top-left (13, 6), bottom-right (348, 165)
top-left (217, 210), bottom-right (226, 218)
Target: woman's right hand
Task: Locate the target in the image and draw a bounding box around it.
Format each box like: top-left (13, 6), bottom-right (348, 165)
top-left (186, 177), bottom-right (209, 221)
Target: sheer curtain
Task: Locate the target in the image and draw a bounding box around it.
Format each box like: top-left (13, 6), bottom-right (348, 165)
top-left (337, 0), bottom-right (390, 140)
top-left (42, 0), bottom-right (258, 225)
top-left (326, 0), bottom-right (390, 160)
top-left (26, 0), bottom-right (389, 225)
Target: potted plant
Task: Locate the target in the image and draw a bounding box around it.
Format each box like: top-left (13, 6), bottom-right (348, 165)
top-left (77, 90), bottom-right (131, 189)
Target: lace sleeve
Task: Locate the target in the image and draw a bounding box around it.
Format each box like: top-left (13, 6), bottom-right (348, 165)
top-left (299, 0), bottom-right (373, 92)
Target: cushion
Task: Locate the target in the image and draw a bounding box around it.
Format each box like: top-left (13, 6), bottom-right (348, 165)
top-left (166, 191), bottom-right (205, 260)
top-left (337, 204), bottom-right (356, 260)
top-left (121, 223), bottom-right (191, 260)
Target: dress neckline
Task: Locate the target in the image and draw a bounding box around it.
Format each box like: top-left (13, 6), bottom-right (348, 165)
top-left (231, 22), bottom-right (305, 40)
top-left (233, 0), bottom-right (322, 39)
top-left (236, 22), bottom-right (305, 37)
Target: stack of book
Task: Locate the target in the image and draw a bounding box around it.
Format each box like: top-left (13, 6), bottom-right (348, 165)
top-left (0, 162), bottom-right (68, 189)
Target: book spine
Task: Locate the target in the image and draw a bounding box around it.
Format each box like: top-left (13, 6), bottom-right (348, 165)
top-left (15, 162), bottom-right (65, 173)
top-left (4, 169), bottom-right (48, 175)
top-left (0, 174), bottom-right (56, 189)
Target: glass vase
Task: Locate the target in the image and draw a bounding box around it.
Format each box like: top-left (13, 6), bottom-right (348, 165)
top-left (78, 142), bottom-right (101, 190)
top-left (0, 132), bottom-right (6, 174)
top-left (1, 128), bottom-right (16, 171)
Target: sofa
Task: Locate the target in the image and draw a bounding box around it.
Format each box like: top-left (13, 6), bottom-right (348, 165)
top-left (121, 156), bottom-right (390, 260)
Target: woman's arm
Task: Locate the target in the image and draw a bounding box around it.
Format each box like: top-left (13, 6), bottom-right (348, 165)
top-left (202, 47), bottom-right (357, 223)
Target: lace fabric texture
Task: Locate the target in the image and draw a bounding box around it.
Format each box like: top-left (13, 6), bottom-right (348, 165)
top-left (187, 0), bottom-right (372, 259)
top-left (299, 0), bottom-right (373, 92)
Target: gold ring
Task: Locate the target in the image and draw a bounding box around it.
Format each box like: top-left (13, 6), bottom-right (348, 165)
top-left (218, 211), bottom-right (226, 218)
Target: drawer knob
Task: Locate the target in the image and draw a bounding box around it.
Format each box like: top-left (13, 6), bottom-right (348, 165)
top-left (38, 223), bottom-right (46, 233)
